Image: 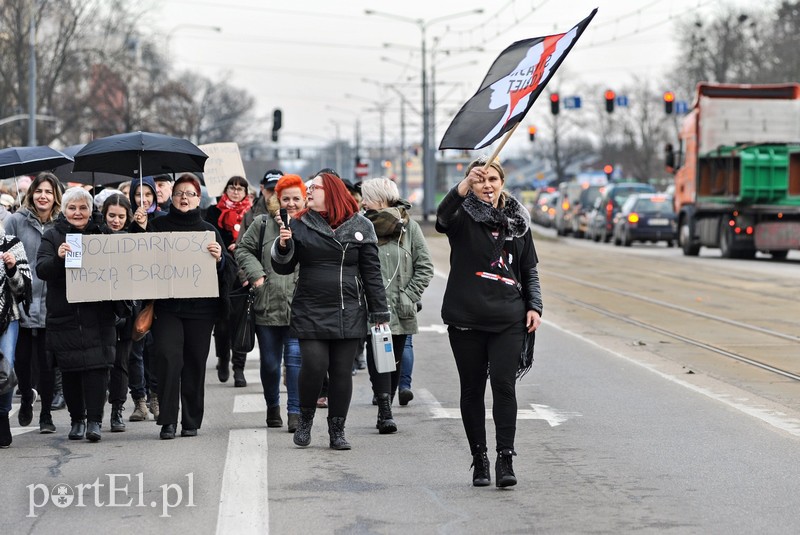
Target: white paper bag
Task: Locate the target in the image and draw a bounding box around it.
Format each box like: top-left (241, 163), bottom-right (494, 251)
top-left (370, 324), bottom-right (396, 374)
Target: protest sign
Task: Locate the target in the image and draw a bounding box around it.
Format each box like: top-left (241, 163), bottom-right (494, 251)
top-left (198, 142), bottom-right (246, 197)
top-left (65, 231), bottom-right (219, 303)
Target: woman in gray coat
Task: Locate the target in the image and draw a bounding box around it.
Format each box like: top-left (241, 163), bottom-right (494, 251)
top-left (360, 178), bottom-right (433, 434)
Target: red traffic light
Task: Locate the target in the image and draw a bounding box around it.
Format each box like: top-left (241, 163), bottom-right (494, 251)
top-left (528, 125), bottom-right (537, 141)
top-left (663, 91), bottom-right (675, 102)
top-left (549, 93), bottom-right (560, 115)
top-left (604, 90), bottom-right (616, 101)
top-left (603, 164), bottom-right (613, 175)
top-left (604, 89), bottom-right (615, 113)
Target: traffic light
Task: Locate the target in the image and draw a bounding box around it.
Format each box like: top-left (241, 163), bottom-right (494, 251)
top-left (272, 108), bottom-right (282, 142)
top-left (528, 125), bottom-right (537, 142)
top-left (604, 90), bottom-right (615, 113)
top-left (550, 93), bottom-right (559, 115)
top-left (663, 92), bottom-right (675, 114)
top-left (603, 164), bottom-right (613, 180)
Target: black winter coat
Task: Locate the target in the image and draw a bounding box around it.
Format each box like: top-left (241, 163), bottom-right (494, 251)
top-left (271, 210), bottom-right (390, 339)
top-left (36, 215), bottom-right (116, 372)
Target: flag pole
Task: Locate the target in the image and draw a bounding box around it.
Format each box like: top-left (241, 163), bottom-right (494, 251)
top-left (482, 122), bottom-right (520, 170)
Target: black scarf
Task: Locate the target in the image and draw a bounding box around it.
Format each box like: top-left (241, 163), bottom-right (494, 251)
top-left (364, 206), bottom-right (409, 245)
top-left (461, 191), bottom-right (531, 265)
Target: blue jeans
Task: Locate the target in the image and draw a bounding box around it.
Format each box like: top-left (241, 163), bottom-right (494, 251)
top-left (399, 335), bottom-right (414, 392)
top-left (0, 321), bottom-right (20, 414)
top-left (255, 325), bottom-right (300, 414)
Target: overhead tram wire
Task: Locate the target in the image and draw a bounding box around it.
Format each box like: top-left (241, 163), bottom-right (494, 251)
top-left (163, 0), bottom-right (365, 23)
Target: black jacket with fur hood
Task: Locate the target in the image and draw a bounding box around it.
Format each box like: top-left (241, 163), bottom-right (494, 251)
top-left (271, 209), bottom-right (390, 339)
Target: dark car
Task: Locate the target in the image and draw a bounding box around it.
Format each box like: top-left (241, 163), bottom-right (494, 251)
top-left (532, 191), bottom-right (557, 228)
top-left (613, 193), bottom-right (677, 247)
top-left (571, 185), bottom-right (604, 238)
top-left (588, 182), bottom-right (656, 242)
top-left (554, 182), bottom-right (605, 238)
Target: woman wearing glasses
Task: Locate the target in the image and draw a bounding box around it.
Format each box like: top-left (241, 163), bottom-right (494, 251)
top-left (205, 176), bottom-right (252, 387)
top-left (136, 174), bottom-right (236, 439)
top-left (272, 172), bottom-right (389, 450)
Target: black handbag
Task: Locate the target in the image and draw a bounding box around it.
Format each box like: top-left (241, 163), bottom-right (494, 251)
top-left (231, 286), bottom-right (256, 353)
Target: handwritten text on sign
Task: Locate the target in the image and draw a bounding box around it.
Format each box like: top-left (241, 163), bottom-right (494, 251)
top-left (198, 142), bottom-right (246, 197)
top-left (65, 231), bottom-right (219, 303)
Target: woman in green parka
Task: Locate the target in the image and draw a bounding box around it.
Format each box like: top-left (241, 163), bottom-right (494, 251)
top-left (360, 177), bottom-right (433, 434)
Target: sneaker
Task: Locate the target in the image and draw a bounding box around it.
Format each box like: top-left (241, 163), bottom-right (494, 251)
top-left (495, 450), bottom-right (517, 488)
top-left (398, 389), bottom-right (414, 406)
top-left (316, 397), bottom-right (328, 409)
top-left (39, 415), bottom-right (57, 434)
top-left (129, 398), bottom-right (149, 421)
top-left (18, 388), bottom-right (38, 427)
top-left (471, 450), bottom-right (491, 487)
top-left (355, 351), bottom-right (367, 370)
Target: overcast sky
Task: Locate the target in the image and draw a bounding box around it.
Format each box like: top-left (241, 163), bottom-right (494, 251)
top-left (144, 0), bottom-right (763, 156)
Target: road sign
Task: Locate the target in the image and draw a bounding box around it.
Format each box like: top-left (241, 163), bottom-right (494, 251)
top-left (675, 100), bottom-right (689, 114)
top-left (616, 95), bottom-right (629, 107)
top-left (355, 161), bottom-right (370, 178)
top-left (564, 96), bottom-right (582, 109)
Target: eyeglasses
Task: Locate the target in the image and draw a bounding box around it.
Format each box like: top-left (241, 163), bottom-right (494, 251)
top-left (308, 184), bottom-right (324, 192)
top-left (227, 185), bottom-right (246, 192)
top-left (172, 191), bottom-right (199, 198)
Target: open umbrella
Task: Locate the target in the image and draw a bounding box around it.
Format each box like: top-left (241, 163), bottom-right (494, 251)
top-left (0, 146), bottom-right (74, 180)
top-left (72, 131), bottom-right (208, 178)
top-left (52, 144), bottom-right (131, 189)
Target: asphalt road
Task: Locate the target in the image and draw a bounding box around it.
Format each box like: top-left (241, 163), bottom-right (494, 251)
top-left (3, 227), bottom-right (799, 534)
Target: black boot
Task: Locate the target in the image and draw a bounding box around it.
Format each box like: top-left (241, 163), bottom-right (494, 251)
top-left (266, 405), bottom-right (283, 428)
top-left (495, 449), bottom-right (517, 488)
top-left (327, 416), bottom-right (351, 450)
top-left (375, 393), bottom-right (397, 434)
top-left (51, 368), bottom-right (66, 410)
top-left (68, 420), bottom-right (86, 440)
top-left (217, 354), bottom-right (230, 383)
top-left (86, 421), bottom-right (102, 442)
top-left (293, 407), bottom-right (315, 447)
top-left (110, 403), bottom-right (126, 432)
top-left (471, 446), bottom-right (491, 487)
top-left (0, 413), bottom-right (11, 448)
top-left (233, 367), bottom-right (247, 388)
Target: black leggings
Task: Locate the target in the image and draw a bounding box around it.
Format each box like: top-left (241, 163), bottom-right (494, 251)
top-left (366, 334), bottom-right (407, 397)
top-left (298, 338), bottom-right (361, 418)
top-left (109, 338), bottom-right (132, 406)
top-left (448, 323), bottom-right (524, 454)
top-left (15, 327), bottom-right (54, 415)
top-left (62, 368), bottom-right (109, 423)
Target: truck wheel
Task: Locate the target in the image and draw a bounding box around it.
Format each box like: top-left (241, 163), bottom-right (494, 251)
top-left (719, 223), bottom-right (735, 258)
top-left (623, 231), bottom-right (632, 247)
top-left (770, 250), bottom-right (789, 260)
top-left (680, 222), bottom-right (700, 256)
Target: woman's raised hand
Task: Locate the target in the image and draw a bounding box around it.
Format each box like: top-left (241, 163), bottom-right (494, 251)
top-left (458, 166), bottom-right (487, 197)
top-left (133, 206), bottom-right (148, 229)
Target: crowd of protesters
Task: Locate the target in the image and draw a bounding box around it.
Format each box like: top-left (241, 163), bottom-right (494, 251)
top-left (0, 157), bottom-right (541, 488)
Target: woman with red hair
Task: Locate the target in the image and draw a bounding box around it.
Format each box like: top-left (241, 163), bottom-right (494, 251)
top-left (236, 174), bottom-right (306, 432)
top-left (272, 172), bottom-right (389, 450)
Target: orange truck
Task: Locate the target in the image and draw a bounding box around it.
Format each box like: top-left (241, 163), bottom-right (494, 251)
top-left (671, 83), bottom-right (800, 259)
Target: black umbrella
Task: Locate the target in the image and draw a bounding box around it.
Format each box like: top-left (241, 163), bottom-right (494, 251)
top-left (52, 144), bottom-right (131, 188)
top-left (72, 131), bottom-right (208, 178)
top-left (0, 145), bottom-right (74, 180)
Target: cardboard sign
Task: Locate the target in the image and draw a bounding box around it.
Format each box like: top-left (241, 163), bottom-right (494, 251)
top-left (65, 232), bottom-right (219, 303)
top-left (198, 142), bottom-right (246, 197)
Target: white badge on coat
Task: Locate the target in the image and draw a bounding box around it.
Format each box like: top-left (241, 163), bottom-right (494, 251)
top-left (354, 231), bottom-right (364, 241)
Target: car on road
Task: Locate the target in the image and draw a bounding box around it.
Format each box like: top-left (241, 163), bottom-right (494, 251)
top-left (613, 193), bottom-right (677, 247)
top-left (532, 191), bottom-right (558, 228)
top-left (587, 182), bottom-right (657, 242)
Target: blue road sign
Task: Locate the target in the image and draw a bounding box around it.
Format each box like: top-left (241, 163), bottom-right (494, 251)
top-left (675, 100), bottom-right (689, 114)
top-left (563, 96), bottom-right (582, 109)
top-left (615, 95), bottom-right (629, 107)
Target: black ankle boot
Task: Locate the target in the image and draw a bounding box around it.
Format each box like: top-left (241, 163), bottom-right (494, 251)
top-left (0, 413), bottom-right (11, 448)
top-left (495, 449), bottom-right (517, 488)
top-left (471, 447), bottom-right (491, 487)
top-left (86, 421), bottom-right (102, 442)
top-left (327, 416), bottom-right (351, 450)
top-left (68, 420), bottom-right (86, 440)
top-left (217, 354), bottom-right (230, 383)
top-left (293, 407), bottom-right (315, 447)
top-left (375, 393), bottom-right (397, 434)
top-left (110, 403), bottom-right (126, 432)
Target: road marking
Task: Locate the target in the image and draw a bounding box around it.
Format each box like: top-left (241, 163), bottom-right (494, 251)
top-left (216, 428), bottom-right (269, 535)
top-left (416, 388), bottom-right (577, 426)
top-left (433, 268), bottom-right (448, 280)
top-left (418, 324), bottom-right (448, 334)
top-left (233, 394), bottom-right (265, 414)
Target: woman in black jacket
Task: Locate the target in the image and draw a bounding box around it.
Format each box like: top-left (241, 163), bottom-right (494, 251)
top-left (138, 174), bottom-right (235, 440)
top-left (436, 158), bottom-right (543, 488)
top-left (272, 172), bottom-right (389, 450)
top-left (37, 187), bottom-right (116, 443)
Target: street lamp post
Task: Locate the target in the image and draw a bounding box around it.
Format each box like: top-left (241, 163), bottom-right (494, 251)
top-left (28, 1), bottom-right (37, 146)
top-left (365, 8), bottom-right (484, 217)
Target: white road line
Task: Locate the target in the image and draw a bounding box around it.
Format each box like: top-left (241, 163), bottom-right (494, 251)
top-left (547, 320), bottom-right (800, 438)
top-left (433, 268), bottom-right (448, 280)
top-left (243, 369), bottom-right (261, 383)
top-left (416, 388), bottom-right (577, 426)
top-left (418, 324), bottom-right (448, 334)
top-left (215, 428), bottom-right (269, 535)
top-left (233, 394), bottom-right (265, 414)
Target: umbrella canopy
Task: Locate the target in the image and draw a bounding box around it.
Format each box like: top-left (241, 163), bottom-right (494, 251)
top-left (72, 131), bottom-right (208, 177)
top-left (51, 144), bottom-right (131, 186)
top-left (0, 146), bottom-right (74, 180)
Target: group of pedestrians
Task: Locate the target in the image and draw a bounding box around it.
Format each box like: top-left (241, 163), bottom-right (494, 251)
top-left (0, 157), bottom-right (544, 489)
